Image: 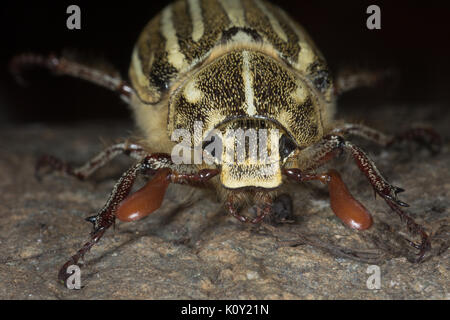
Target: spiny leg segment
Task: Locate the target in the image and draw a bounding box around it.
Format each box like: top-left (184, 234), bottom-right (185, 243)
top-left (36, 142), bottom-right (147, 181)
top-left (58, 160), bottom-right (144, 283)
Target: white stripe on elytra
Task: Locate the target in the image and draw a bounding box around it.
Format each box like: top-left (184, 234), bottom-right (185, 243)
top-left (161, 5), bottom-right (188, 70)
top-left (132, 48), bottom-right (149, 87)
top-left (218, 0), bottom-right (246, 27)
top-left (254, 0), bottom-right (288, 42)
top-left (242, 51), bottom-right (256, 116)
top-left (188, 0), bottom-right (204, 42)
top-left (276, 7), bottom-right (315, 70)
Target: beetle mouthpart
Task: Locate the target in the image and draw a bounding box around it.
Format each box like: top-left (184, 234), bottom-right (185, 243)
top-left (325, 169), bottom-right (373, 231)
top-left (116, 168), bottom-right (171, 222)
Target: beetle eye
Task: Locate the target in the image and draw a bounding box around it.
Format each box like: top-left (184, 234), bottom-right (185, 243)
top-left (279, 134), bottom-right (297, 160)
top-left (313, 70), bottom-right (330, 92)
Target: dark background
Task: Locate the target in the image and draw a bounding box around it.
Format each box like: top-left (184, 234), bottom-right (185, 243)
top-left (1, 0), bottom-right (449, 124)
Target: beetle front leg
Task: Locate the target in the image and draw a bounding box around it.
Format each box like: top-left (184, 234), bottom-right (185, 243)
top-left (297, 135), bottom-right (431, 261)
top-left (58, 157), bottom-right (152, 284)
top-left (58, 154), bottom-right (219, 284)
top-left (36, 142), bottom-right (147, 181)
top-left (284, 169), bottom-right (373, 231)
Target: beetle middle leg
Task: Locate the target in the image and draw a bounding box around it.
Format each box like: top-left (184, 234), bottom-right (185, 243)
top-left (288, 134), bottom-right (431, 261)
top-left (58, 153), bottom-right (219, 283)
top-left (35, 142), bottom-right (147, 181)
top-left (330, 123), bottom-right (442, 154)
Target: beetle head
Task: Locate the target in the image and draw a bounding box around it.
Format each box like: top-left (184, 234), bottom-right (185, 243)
top-left (201, 118), bottom-right (298, 190)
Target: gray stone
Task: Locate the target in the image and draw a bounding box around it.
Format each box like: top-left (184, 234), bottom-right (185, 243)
top-left (0, 103), bottom-right (448, 299)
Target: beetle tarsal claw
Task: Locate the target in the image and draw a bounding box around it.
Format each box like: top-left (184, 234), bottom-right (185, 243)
top-left (401, 233), bottom-right (429, 262)
top-left (380, 186), bottom-right (409, 207)
top-left (85, 215), bottom-right (97, 225)
top-left (404, 237), bottom-right (422, 250)
top-left (389, 197), bottom-right (409, 207)
top-left (394, 187), bottom-right (405, 194)
top-left (396, 200), bottom-right (410, 207)
top-left (414, 240), bottom-right (431, 263)
top-left (390, 194), bottom-right (409, 207)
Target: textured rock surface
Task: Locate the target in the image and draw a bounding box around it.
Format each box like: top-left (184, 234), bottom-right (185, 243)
top-left (0, 103), bottom-right (448, 299)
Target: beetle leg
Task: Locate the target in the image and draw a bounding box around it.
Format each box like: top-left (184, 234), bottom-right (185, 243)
top-left (58, 158), bottom-right (149, 284)
top-left (284, 168), bottom-right (373, 230)
top-left (169, 169), bottom-right (221, 186)
top-left (330, 123), bottom-right (442, 154)
top-left (226, 196), bottom-right (250, 223)
top-left (334, 67), bottom-right (394, 96)
top-left (297, 135), bottom-right (431, 261)
top-left (250, 204), bottom-right (272, 224)
top-left (114, 167), bottom-right (220, 222)
top-left (35, 142), bottom-right (147, 181)
top-left (9, 53), bottom-right (133, 102)
top-left (59, 153), bottom-right (219, 284)
top-left (252, 193), bottom-right (273, 224)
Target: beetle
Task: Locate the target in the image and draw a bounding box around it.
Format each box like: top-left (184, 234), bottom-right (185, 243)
top-left (10, 0), bottom-right (441, 284)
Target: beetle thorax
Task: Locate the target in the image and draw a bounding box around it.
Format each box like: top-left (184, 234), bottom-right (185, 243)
top-left (169, 49), bottom-right (324, 146)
